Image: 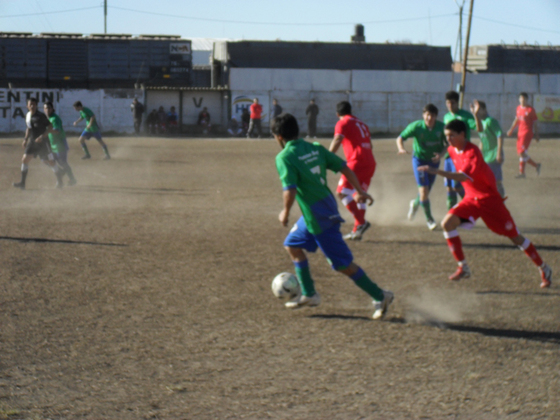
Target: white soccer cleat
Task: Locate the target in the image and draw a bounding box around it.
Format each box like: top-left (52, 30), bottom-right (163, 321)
top-left (352, 221), bottom-right (371, 241)
top-left (343, 231), bottom-right (356, 241)
top-left (427, 219), bottom-right (437, 231)
top-left (372, 290), bottom-right (394, 320)
top-left (285, 293), bottom-right (321, 309)
top-left (408, 199), bottom-right (419, 221)
top-left (539, 263), bottom-right (552, 289)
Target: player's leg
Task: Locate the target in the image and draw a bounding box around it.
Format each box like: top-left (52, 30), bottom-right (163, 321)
top-left (40, 147), bottom-right (64, 188)
top-left (283, 217), bottom-right (320, 307)
top-left (79, 132), bottom-right (91, 159)
top-left (316, 224), bottom-right (393, 319)
top-left (247, 119), bottom-right (255, 138)
top-left (443, 157), bottom-right (458, 209)
top-left (488, 161), bottom-right (505, 197)
top-left (55, 149), bottom-right (77, 186)
top-left (255, 119), bottom-right (262, 138)
top-left (14, 153), bottom-right (33, 190)
top-left (413, 157), bottom-right (437, 229)
top-left (93, 132), bottom-right (110, 159)
top-left (337, 179), bottom-right (365, 240)
top-left (510, 235), bottom-right (552, 288)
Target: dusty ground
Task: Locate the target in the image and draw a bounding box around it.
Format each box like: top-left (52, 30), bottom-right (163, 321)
top-left (0, 135), bottom-right (559, 420)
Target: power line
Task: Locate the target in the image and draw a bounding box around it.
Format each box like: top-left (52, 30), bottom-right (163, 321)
top-left (0, 6), bottom-right (100, 19)
top-left (472, 15), bottom-right (560, 35)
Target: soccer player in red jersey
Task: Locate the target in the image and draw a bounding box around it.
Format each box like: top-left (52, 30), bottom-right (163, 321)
top-left (506, 92), bottom-right (541, 178)
top-left (329, 101), bottom-right (376, 240)
top-left (247, 98), bottom-right (263, 138)
top-left (418, 120), bottom-right (552, 288)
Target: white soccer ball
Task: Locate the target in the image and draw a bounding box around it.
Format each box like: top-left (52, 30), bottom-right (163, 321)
top-left (271, 272), bottom-right (300, 299)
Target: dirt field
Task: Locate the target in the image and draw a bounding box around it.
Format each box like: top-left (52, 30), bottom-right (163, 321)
top-left (1, 135), bottom-right (559, 420)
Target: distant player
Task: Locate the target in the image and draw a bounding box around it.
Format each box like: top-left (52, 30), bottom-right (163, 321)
top-left (13, 98), bottom-right (64, 190)
top-left (247, 98), bottom-right (263, 138)
top-left (73, 101), bottom-right (111, 160)
top-left (44, 102), bottom-right (77, 186)
top-left (506, 92), bottom-right (541, 178)
top-left (396, 104), bottom-right (446, 230)
top-left (329, 101), bottom-right (375, 240)
top-left (470, 100), bottom-right (505, 197)
top-left (443, 91), bottom-right (476, 209)
top-left (418, 120), bottom-right (552, 288)
top-left (272, 113), bottom-right (393, 319)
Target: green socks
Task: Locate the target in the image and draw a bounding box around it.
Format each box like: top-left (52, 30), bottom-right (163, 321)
top-left (294, 260), bottom-right (316, 297)
top-left (350, 267), bottom-right (384, 301)
top-left (81, 144), bottom-right (90, 157)
top-left (421, 200), bottom-right (433, 221)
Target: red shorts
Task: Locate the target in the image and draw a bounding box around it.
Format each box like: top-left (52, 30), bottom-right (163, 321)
top-left (336, 162), bottom-right (376, 195)
top-left (449, 196), bottom-right (519, 238)
top-left (517, 133), bottom-right (532, 154)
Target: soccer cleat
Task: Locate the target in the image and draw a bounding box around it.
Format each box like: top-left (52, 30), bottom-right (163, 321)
top-left (514, 173), bottom-right (526, 179)
top-left (285, 293), bottom-right (321, 309)
top-left (343, 231), bottom-right (356, 241)
top-left (539, 263), bottom-right (552, 289)
top-left (12, 181), bottom-right (25, 190)
top-left (81, 155), bottom-right (91, 160)
top-left (536, 163), bottom-right (542, 176)
top-left (68, 178), bottom-right (77, 186)
top-left (449, 264), bottom-right (471, 281)
top-left (352, 221), bottom-right (371, 241)
top-left (427, 219), bottom-right (437, 231)
top-left (55, 181), bottom-right (63, 189)
top-left (103, 155), bottom-right (111, 160)
top-left (408, 199), bottom-right (419, 221)
top-left (372, 290), bottom-right (394, 320)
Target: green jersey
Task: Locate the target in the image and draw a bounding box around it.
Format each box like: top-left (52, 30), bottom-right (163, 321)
top-left (276, 139), bottom-right (346, 235)
top-left (479, 116), bottom-right (503, 163)
top-left (47, 113), bottom-right (67, 153)
top-left (80, 107), bottom-right (99, 133)
top-left (399, 120), bottom-right (446, 161)
top-left (443, 109), bottom-right (476, 141)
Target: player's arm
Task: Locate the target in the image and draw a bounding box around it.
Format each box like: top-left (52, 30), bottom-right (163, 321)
top-left (340, 166), bottom-right (374, 206)
top-left (279, 188), bottom-right (297, 227)
top-left (496, 134), bottom-right (504, 163)
top-left (470, 101), bottom-right (483, 133)
top-left (23, 127), bottom-right (30, 147)
top-left (417, 165), bottom-right (469, 182)
top-left (73, 116), bottom-right (84, 126)
top-left (396, 136), bottom-right (408, 154)
top-left (506, 117), bottom-right (518, 137)
top-left (35, 123), bottom-right (53, 143)
top-left (86, 115), bottom-right (95, 130)
top-left (328, 134), bottom-right (344, 153)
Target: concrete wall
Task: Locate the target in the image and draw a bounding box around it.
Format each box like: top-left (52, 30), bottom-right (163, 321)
top-left (230, 68), bottom-right (560, 135)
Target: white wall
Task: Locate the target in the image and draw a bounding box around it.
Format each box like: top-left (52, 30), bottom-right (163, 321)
top-left (229, 68), bottom-right (560, 134)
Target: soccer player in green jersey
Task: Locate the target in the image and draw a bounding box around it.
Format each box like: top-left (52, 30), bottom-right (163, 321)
top-left (470, 100), bottom-right (505, 197)
top-left (73, 101), bottom-right (111, 160)
top-left (443, 91), bottom-right (477, 209)
top-left (272, 113), bottom-right (393, 319)
top-left (44, 102), bottom-right (77, 186)
top-left (396, 104), bottom-right (447, 230)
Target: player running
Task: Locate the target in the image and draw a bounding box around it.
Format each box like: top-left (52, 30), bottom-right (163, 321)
top-left (44, 102), bottom-right (77, 187)
top-left (396, 104), bottom-right (447, 230)
top-left (273, 112), bottom-right (393, 319)
top-left (73, 101), bottom-right (111, 160)
top-left (329, 101), bottom-right (376, 240)
top-left (443, 91), bottom-right (476, 209)
top-left (418, 120), bottom-right (552, 288)
top-left (470, 100), bottom-right (505, 197)
top-left (13, 98), bottom-right (64, 190)
top-left (506, 92), bottom-right (541, 178)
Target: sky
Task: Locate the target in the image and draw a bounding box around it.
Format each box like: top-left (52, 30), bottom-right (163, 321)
top-left (1, 0), bottom-right (560, 60)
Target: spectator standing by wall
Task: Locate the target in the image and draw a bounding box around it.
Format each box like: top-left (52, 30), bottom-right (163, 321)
top-left (306, 99), bottom-right (319, 138)
top-left (131, 98), bottom-right (145, 135)
top-left (146, 109), bottom-right (158, 135)
top-left (247, 98), bottom-right (263, 138)
top-left (198, 107), bottom-right (211, 135)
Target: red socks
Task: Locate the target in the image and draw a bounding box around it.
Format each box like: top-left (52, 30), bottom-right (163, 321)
top-left (444, 231), bottom-right (465, 262)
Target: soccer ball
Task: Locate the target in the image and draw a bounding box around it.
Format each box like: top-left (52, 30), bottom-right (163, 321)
top-left (271, 272), bottom-right (300, 299)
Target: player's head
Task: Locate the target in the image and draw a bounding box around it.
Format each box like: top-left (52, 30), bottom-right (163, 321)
top-left (27, 97), bottom-right (38, 113)
top-left (133, 98), bottom-right (138, 103)
top-left (43, 101), bottom-right (55, 117)
top-left (519, 92), bottom-right (529, 106)
top-left (271, 113), bottom-right (299, 146)
top-left (445, 91), bottom-right (459, 113)
top-left (273, 99), bottom-right (278, 105)
top-left (253, 98), bottom-right (259, 104)
top-left (336, 101), bottom-right (352, 117)
top-left (444, 119), bottom-right (467, 148)
top-left (476, 100), bottom-right (488, 117)
top-left (170, 106), bottom-right (176, 112)
top-left (422, 104), bottom-right (438, 128)
top-left (310, 99), bottom-right (315, 104)
top-left (73, 101), bottom-right (83, 111)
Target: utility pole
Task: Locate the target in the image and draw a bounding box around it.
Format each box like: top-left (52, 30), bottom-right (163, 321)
top-left (104, 0), bottom-right (108, 34)
top-left (459, 0), bottom-right (474, 108)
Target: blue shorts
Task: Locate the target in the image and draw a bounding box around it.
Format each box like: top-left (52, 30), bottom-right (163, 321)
top-left (81, 130), bottom-right (102, 141)
top-left (412, 156), bottom-right (439, 188)
top-left (443, 157), bottom-right (461, 189)
top-left (283, 216), bottom-right (353, 270)
top-left (487, 160), bottom-right (503, 182)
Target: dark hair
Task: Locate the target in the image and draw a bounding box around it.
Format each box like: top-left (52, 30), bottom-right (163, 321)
top-left (445, 91), bottom-right (459, 102)
top-left (43, 101), bottom-right (54, 109)
top-left (477, 100), bottom-right (487, 110)
top-left (73, 101), bottom-right (82, 107)
top-left (27, 97), bottom-right (38, 104)
top-left (519, 92), bottom-right (529, 99)
top-left (423, 103), bottom-right (438, 115)
top-left (271, 113), bottom-right (299, 140)
top-left (445, 119), bottom-right (466, 134)
top-left (336, 101), bottom-right (352, 116)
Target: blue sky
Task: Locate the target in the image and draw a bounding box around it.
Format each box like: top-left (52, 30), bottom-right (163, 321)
top-left (1, 0), bottom-right (560, 59)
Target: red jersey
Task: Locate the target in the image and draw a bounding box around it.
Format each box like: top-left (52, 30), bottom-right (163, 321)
top-left (250, 103), bottom-right (262, 119)
top-left (448, 142), bottom-right (500, 200)
top-left (334, 115), bottom-right (374, 168)
top-left (516, 105), bottom-right (537, 138)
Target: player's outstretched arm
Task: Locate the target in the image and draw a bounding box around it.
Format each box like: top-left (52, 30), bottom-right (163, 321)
top-left (340, 166), bottom-right (374, 206)
top-left (279, 188), bottom-right (297, 227)
top-left (506, 118), bottom-right (518, 137)
top-left (396, 136), bottom-right (408, 154)
top-left (418, 165), bottom-right (469, 182)
top-left (73, 116), bottom-right (84, 126)
top-left (329, 134), bottom-right (344, 153)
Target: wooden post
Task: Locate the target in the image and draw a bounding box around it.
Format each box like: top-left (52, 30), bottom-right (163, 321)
top-left (459, 0), bottom-right (474, 108)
